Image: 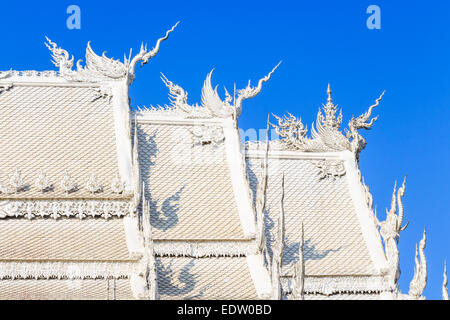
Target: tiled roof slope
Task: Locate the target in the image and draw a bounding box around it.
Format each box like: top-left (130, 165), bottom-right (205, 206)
top-left (136, 122), bottom-right (246, 240)
top-left (0, 83), bottom-right (127, 199)
top-left (246, 154), bottom-right (379, 276)
top-left (157, 257), bottom-right (258, 300)
top-left (0, 219), bottom-right (135, 261)
top-left (0, 279), bottom-right (134, 300)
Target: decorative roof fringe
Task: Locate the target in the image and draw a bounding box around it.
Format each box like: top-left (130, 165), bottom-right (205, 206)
top-left (0, 199), bottom-right (131, 220)
top-left (152, 241), bottom-right (257, 258)
top-left (0, 261), bottom-right (135, 280)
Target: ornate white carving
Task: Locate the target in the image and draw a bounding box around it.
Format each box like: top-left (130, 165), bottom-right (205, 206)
top-left (312, 159), bottom-right (346, 180)
top-left (45, 36), bottom-right (74, 74)
top-left (60, 170), bottom-right (76, 193)
top-left (86, 174), bottom-right (102, 194)
top-left (0, 70), bottom-right (58, 78)
top-left (444, 262), bottom-right (449, 300)
top-left (92, 86), bottom-right (113, 102)
top-left (408, 227), bottom-right (427, 299)
top-left (9, 168), bottom-right (24, 193)
top-left (111, 173), bottom-right (125, 194)
top-left (374, 177), bottom-right (409, 292)
top-left (34, 170), bottom-right (52, 193)
top-left (153, 240), bottom-right (257, 258)
top-left (271, 85), bottom-right (384, 159)
top-left (190, 125), bottom-right (225, 146)
top-left (44, 22), bottom-right (178, 84)
top-left (0, 261), bottom-right (135, 280)
top-left (0, 200), bottom-right (131, 220)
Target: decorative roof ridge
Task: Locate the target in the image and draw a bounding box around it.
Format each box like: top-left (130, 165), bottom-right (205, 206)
top-left (0, 70), bottom-right (60, 79)
top-left (0, 199), bottom-right (132, 220)
top-left (0, 261), bottom-right (137, 280)
top-left (281, 275), bottom-right (390, 296)
top-left (153, 239), bottom-right (257, 258)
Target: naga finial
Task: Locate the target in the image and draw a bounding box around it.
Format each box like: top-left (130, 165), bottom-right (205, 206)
top-left (408, 226), bottom-right (427, 299)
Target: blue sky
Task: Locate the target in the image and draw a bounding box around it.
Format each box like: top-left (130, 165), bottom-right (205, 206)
top-left (1, 0), bottom-right (449, 299)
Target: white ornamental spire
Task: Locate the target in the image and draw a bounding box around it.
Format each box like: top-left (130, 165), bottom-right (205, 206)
top-left (444, 261), bottom-right (449, 300)
top-left (321, 84), bottom-right (342, 130)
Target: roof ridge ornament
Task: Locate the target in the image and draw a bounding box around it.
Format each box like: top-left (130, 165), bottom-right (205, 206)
top-left (271, 86), bottom-right (385, 160)
top-left (138, 63), bottom-right (280, 120)
top-left (44, 22), bottom-right (179, 83)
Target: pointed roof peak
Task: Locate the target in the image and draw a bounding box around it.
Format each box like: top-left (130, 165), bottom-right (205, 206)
top-left (327, 83), bottom-right (332, 104)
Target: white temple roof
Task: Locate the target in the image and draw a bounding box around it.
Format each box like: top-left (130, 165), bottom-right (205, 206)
top-left (0, 82), bottom-right (129, 200)
top-left (246, 153), bottom-right (380, 276)
top-left (0, 28), bottom-right (434, 300)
